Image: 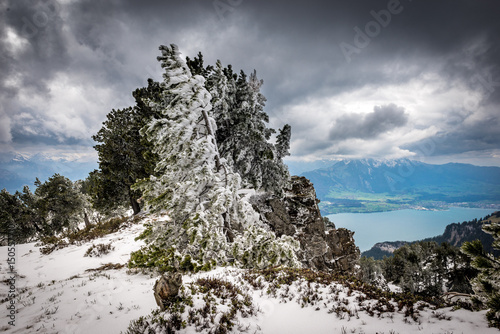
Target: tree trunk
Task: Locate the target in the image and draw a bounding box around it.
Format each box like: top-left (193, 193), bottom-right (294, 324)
top-left (222, 212), bottom-right (235, 242)
top-left (83, 210), bottom-right (92, 228)
top-left (201, 109), bottom-right (222, 171)
top-left (129, 190), bottom-right (141, 215)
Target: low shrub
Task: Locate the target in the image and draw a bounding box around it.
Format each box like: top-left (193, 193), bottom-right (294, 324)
top-left (84, 243), bottom-right (115, 257)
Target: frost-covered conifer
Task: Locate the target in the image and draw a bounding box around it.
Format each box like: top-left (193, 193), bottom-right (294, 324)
top-left (209, 68), bottom-right (291, 194)
top-left (132, 44), bottom-right (299, 271)
top-left (133, 44), bottom-right (235, 266)
top-left (207, 60), bottom-right (236, 150)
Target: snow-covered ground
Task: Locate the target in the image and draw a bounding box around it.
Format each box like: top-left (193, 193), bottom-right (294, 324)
top-left (1, 216), bottom-right (497, 334)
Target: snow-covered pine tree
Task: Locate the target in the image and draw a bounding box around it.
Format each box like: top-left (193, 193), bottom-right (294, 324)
top-left (207, 60), bottom-right (236, 152)
top-left (130, 45), bottom-right (300, 272)
top-left (276, 124), bottom-right (291, 160)
top-left (133, 44), bottom-right (237, 269)
top-left (208, 67), bottom-right (291, 195)
top-left (462, 216), bottom-right (500, 328)
top-left (260, 123), bottom-right (292, 195)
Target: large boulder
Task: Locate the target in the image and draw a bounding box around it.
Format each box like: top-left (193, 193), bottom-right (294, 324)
top-left (251, 176), bottom-right (360, 273)
top-left (153, 272), bottom-right (183, 310)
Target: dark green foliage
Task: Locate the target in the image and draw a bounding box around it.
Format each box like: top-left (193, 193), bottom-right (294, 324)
top-left (83, 169), bottom-right (127, 216)
top-left (0, 187), bottom-right (39, 244)
top-left (276, 124), bottom-right (291, 160)
top-left (362, 241), bottom-right (477, 297)
top-left (462, 213), bottom-right (500, 328)
top-left (92, 107), bottom-right (147, 215)
top-left (128, 245), bottom-right (217, 274)
top-left (186, 52), bottom-right (212, 78)
top-left (131, 79), bottom-right (163, 176)
top-left (1, 174), bottom-right (93, 243)
top-left (33, 174), bottom-right (85, 236)
top-left (91, 78), bottom-right (163, 215)
top-left (128, 245), bottom-right (178, 273)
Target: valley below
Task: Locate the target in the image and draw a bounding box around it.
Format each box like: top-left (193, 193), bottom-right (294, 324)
top-left (300, 158), bottom-right (500, 215)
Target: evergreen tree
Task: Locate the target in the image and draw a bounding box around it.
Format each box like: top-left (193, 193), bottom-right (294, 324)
top-left (381, 241), bottom-right (476, 297)
top-left (133, 44), bottom-right (241, 267)
top-left (276, 124), bottom-right (292, 160)
top-left (359, 256), bottom-right (387, 289)
top-left (34, 174), bottom-right (86, 236)
top-left (207, 66), bottom-right (291, 194)
top-left (0, 188), bottom-right (38, 244)
top-left (206, 60), bottom-right (236, 150)
top-left (130, 44), bottom-right (300, 271)
top-left (92, 106), bottom-right (149, 215)
top-left (462, 219), bottom-right (500, 328)
top-left (186, 52), bottom-right (212, 78)
top-left (91, 78), bottom-right (163, 216)
top-left (131, 78), bottom-right (164, 176)
top-left (187, 52), bottom-right (292, 195)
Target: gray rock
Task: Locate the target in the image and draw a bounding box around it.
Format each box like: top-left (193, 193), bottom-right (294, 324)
top-left (251, 176), bottom-right (360, 273)
top-left (153, 272), bottom-right (182, 310)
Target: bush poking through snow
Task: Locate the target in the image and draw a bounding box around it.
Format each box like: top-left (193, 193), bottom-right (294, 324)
top-left (84, 243), bottom-right (115, 257)
top-left (125, 277), bottom-right (259, 334)
top-left (39, 216), bottom-right (134, 254)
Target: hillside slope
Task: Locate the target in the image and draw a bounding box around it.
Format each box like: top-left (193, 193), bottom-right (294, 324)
top-left (363, 212), bottom-right (500, 259)
top-left (1, 213), bottom-right (498, 333)
top-left (0, 213), bottom-right (498, 334)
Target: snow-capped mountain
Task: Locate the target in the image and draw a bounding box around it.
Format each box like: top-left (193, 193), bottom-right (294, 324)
top-left (0, 153), bottom-right (98, 193)
top-left (301, 158), bottom-right (500, 203)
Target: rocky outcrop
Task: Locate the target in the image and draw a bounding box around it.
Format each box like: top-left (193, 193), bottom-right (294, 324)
top-left (251, 176), bottom-right (360, 273)
top-left (153, 272), bottom-right (183, 310)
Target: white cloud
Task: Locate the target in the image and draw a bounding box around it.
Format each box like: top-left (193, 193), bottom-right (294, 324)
top-left (0, 109), bottom-right (12, 143)
top-left (276, 70), bottom-right (492, 162)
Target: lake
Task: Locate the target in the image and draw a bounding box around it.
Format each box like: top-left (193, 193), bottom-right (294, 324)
top-left (327, 207), bottom-right (499, 252)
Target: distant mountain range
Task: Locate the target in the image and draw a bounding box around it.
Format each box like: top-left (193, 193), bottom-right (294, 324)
top-left (301, 158), bottom-right (500, 214)
top-left (0, 153), bottom-right (98, 193)
top-left (362, 211), bottom-right (500, 259)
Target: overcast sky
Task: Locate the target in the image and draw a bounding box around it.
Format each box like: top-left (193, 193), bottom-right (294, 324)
top-left (1, 0), bottom-right (500, 168)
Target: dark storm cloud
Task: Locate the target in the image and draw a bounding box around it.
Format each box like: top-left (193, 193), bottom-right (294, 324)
top-left (0, 0), bottom-right (68, 95)
top-left (405, 111), bottom-right (500, 156)
top-left (329, 104), bottom-right (408, 141)
top-left (1, 0), bottom-right (500, 163)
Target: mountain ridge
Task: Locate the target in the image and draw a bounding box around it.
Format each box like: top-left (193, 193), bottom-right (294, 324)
top-left (0, 153), bottom-right (98, 193)
top-left (301, 158), bottom-right (500, 214)
top-left (362, 211), bottom-right (500, 259)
